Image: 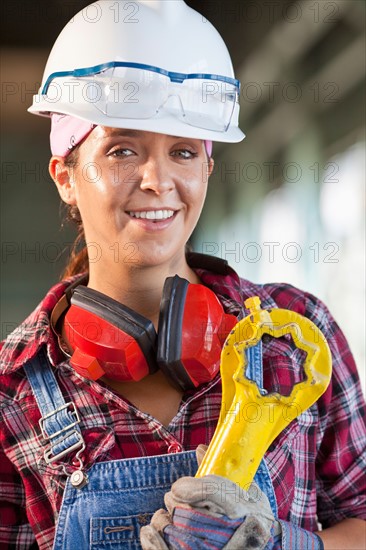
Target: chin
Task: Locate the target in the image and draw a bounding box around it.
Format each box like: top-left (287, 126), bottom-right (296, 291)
top-left (128, 247), bottom-right (185, 271)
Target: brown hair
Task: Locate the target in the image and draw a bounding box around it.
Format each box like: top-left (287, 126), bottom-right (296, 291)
top-left (61, 149), bottom-right (89, 279)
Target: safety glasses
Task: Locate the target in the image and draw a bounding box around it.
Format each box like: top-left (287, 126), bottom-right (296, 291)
top-left (42, 61), bottom-right (240, 133)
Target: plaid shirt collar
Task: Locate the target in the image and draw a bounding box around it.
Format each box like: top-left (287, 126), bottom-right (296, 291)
top-left (0, 253), bottom-right (257, 376)
top-left (0, 275), bottom-right (80, 375)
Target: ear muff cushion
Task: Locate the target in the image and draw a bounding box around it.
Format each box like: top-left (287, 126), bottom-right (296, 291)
top-left (157, 275), bottom-right (196, 391)
top-left (68, 286), bottom-right (159, 376)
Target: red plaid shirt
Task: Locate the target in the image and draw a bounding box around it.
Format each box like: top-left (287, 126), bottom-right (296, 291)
top-left (1, 255), bottom-right (365, 549)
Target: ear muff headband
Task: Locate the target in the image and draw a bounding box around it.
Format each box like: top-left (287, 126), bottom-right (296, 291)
top-left (157, 276), bottom-right (195, 390)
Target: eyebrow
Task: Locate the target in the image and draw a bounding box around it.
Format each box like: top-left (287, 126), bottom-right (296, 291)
top-left (103, 129), bottom-right (142, 138)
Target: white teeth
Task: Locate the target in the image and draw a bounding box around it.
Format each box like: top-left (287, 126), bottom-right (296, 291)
top-left (129, 210), bottom-right (175, 220)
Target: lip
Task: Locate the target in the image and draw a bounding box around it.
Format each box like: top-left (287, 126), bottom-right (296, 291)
top-left (126, 208), bottom-right (178, 213)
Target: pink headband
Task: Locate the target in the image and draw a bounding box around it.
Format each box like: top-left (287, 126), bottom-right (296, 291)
top-left (50, 114), bottom-right (96, 157)
top-left (205, 140), bottom-right (212, 157)
top-left (50, 114), bottom-right (213, 158)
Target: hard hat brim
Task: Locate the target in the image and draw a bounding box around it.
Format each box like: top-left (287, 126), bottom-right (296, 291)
top-left (28, 103), bottom-right (245, 143)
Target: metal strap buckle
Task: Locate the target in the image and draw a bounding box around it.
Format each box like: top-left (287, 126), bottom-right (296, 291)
top-left (39, 401), bottom-right (80, 440)
top-left (44, 431), bottom-right (85, 465)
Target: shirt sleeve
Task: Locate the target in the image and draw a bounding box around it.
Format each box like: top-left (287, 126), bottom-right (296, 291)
top-left (304, 292), bottom-right (366, 527)
top-left (0, 444), bottom-right (36, 549)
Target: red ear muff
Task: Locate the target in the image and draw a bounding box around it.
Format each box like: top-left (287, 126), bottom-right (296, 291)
top-left (64, 286), bottom-right (158, 382)
top-left (157, 276), bottom-right (237, 391)
top-left (62, 277), bottom-right (237, 390)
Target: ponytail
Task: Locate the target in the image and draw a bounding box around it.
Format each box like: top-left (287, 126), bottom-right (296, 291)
top-left (62, 220), bottom-right (89, 279)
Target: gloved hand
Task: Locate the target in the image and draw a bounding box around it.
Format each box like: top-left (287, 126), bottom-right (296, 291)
top-left (140, 441), bottom-right (325, 550)
top-left (140, 471), bottom-right (276, 549)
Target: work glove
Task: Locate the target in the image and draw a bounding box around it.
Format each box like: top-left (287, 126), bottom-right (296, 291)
top-left (140, 445), bottom-right (324, 550)
top-left (140, 445), bottom-right (275, 550)
top-left (140, 476), bottom-right (276, 549)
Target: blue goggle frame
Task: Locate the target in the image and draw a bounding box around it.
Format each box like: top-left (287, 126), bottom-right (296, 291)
top-left (42, 61), bottom-right (240, 95)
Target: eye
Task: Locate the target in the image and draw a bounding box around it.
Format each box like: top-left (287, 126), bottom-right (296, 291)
top-left (109, 148), bottom-right (135, 158)
top-left (171, 149), bottom-right (198, 159)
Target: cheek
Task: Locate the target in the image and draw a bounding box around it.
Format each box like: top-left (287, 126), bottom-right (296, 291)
top-left (74, 168), bottom-right (121, 211)
top-left (85, 164), bottom-right (102, 186)
top-left (81, 164), bottom-right (113, 195)
top-left (75, 157), bottom-right (124, 194)
top-left (185, 177), bottom-right (208, 213)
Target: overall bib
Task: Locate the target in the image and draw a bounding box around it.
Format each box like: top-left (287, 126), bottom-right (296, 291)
top-left (24, 344), bottom-right (277, 549)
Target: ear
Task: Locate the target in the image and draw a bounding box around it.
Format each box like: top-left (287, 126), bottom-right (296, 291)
top-left (207, 156), bottom-right (215, 179)
top-left (49, 156), bottom-right (77, 205)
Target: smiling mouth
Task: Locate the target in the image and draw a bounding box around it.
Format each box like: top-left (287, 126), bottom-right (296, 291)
top-left (127, 209), bottom-right (175, 221)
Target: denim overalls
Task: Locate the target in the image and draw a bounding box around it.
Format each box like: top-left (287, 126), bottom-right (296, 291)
top-left (24, 344), bottom-right (277, 549)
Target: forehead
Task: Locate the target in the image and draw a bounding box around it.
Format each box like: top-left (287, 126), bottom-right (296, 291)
top-left (81, 126), bottom-right (205, 150)
top-left (100, 127), bottom-right (148, 139)
top-left (98, 127), bottom-right (193, 141)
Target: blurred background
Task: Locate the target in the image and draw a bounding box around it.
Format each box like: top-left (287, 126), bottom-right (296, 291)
top-left (1, 0), bottom-right (365, 391)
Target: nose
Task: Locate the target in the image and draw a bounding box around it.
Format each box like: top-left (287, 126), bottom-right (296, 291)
top-left (139, 158), bottom-right (175, 195)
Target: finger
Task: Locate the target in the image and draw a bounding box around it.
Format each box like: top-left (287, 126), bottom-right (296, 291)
top-left (171, 506), bottom-right (242, 545)
top-left (196, 444), bottom-right (208, 466)
top-left (165, 490), bottom-right (188, 516)
top-left (140, 525), bottom-right (170, 550)
top-left (164, 523), bottom-right (218, 550)
top-left (223, 516), bottom-right (273, 550)
top-left (150, 508), bottom-right (172, 533)
top-left (170, 476), bottom-right (275, 520)
top-left (170, 475), bottom-right (250, 518)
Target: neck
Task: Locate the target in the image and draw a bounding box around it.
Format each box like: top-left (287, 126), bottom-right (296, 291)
top-left (87, 256), bottom-right (200, 327)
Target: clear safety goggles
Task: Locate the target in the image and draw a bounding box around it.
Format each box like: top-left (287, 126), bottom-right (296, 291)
top-left (42, 62), bottom-right (240, 133)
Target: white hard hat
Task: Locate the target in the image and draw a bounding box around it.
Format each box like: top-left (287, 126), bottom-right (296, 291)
top-left (28, 0), bottom-right (245, 143)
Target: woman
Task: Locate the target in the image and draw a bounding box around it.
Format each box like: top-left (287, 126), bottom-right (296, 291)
top-left (0, 1), bottom-right (365, 549)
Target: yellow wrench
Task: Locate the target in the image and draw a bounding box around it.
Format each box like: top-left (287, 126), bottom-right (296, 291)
top-left (196, 296), bottom-right (332, 489)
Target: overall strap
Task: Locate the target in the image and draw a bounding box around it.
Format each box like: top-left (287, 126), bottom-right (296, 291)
top-left (23, 347), bottom-right (85, 465)
top-left (246, 343), bottom-right (264, 388)
top-left (246, 342), bottom-right (278, 518)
